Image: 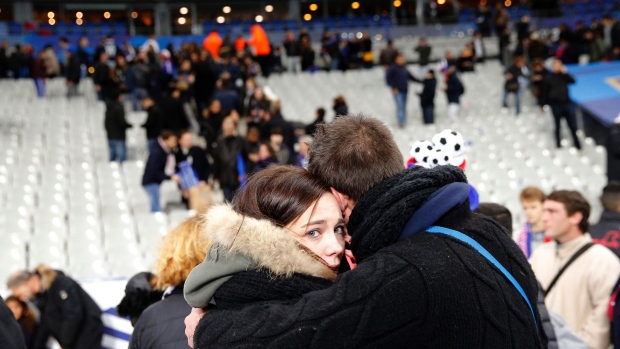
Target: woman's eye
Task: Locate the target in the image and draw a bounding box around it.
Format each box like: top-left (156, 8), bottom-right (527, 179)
top-left (306, 230), bottom-right (320, 238)
top-left (335, 226), bottom-right (345, 234)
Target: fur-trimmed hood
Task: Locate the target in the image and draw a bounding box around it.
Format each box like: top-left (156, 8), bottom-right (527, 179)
top-left (202, 204), bottom-right (336, 280)
top-left (35, 264), bottom-right (58, 291)
top-left (184, 205), bottom-right (336, 308)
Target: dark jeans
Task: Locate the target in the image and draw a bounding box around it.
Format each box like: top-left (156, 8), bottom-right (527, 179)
top-left (34, 78), bottom-right (45, 98)
top-left (394, 91), bottom-right (407, 125)
top-left (503, 89), bottom-right (521, 115)
top-left (550, 103), bottom-right (581, 149)
top-left (422, 105), bottom-right (434, 124)
top-left (108, 140), bottom-right (127, 162)
top-left (222, 186), bottom-right (238, 203)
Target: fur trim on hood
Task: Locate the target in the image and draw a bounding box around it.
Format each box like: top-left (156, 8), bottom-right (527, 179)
top-left (35, 264), bottom-right (57, 291)
top-left (202, 205), bottom-right (337, 281)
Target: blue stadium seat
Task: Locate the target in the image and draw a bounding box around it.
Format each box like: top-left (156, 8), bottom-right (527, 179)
top-left (9, 22), bottom-right (22, 35)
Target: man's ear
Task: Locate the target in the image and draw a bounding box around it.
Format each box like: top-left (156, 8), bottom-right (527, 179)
top-left (330, 188), bottom-right (348, 214)
top-left (568, 211), bottom-right (584, 230)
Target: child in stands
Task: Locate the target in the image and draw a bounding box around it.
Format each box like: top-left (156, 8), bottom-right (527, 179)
top-left (517, 186), bottom-right (549, 258)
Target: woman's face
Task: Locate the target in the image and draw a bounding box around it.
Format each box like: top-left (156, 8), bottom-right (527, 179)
top-left (258, 144), bottom-right (271, 160)
top-left (6, 299), bottom-right (23, 320)
top-left (286, 193), bottom-right (345, 270)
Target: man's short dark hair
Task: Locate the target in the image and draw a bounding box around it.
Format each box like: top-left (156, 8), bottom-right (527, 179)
top-left (546, 190), bottom-right (590, 234)
top-left (474, 203), bottom-right (513, 234)
top-left (316, 107), bottom-right (326, 120)
top-left (601, 181), bottom-right (620, 211)
top-left (308, 114), bottom-right (404, 202)
top-left (60, 37), bottom-right (69, 44)
top-left (160, 130), bottom-right (177, 140)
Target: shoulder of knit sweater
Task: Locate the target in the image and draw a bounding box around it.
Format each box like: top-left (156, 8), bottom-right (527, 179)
top-left (201, 205), bottom-right (336, 281)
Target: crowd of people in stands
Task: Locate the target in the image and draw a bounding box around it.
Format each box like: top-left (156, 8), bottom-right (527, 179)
top-left (4, 12), bottom-right (620, 349)
top-left (6, 115), bottom-right (620, 348)
top-left (378, 11), bottom-right (620, 145)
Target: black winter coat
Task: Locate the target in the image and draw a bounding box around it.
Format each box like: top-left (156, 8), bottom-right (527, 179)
top-left (66, 54), bottom-right (81, 84)
top-left (607, 124), bottom-right (620, 183)
top-left (105, 100), bottom-right (131, 140)
top-left (129, 285), bottom-right (190, 349)
top-left (193, 166), bottom-right (547, 348)
top-left (416, 76), bottom-right (437, 107)
top-left (33, 267), bottom-right (103, 349)
top-left (541, 72), bottom-right (575, 105)
top-left (160, 95), bottom-right (189, 132)
top-left (446, 72), bottom-right (464, 103)
top-left (505, 64), bottom-right (525, 91)
top-left (93, 62), bottom-right (115, 99)
top-left (0, 295), bottom-right (26, 349)
top-left (175, 146), bottom-right (210, 182)
top-left (415, 45), bottom-right (432, 66)
top-left (142, 105), bottom-right (164, 140)
top-left (142, 141), bottom-right (172, 186)
top-left (213, 136), bottom-right (245, 187)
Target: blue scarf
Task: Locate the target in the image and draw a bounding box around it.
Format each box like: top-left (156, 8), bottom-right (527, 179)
top-left (398, 182), bottom-right (471, 241)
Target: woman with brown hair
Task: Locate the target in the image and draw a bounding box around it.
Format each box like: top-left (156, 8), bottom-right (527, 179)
top-left (5, 295), bottom-right (37, 348)
top-left (184, 165), bottom-right (347, 346)
top-left (128, 214), bottom-right (212, 349)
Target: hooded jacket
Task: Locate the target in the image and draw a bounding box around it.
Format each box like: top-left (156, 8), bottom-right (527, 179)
top-left (32, 265), bottom-right (103, 349)
top-left (184, 205), bottom-right (336, 310)
top-left (129, 284), bottom-right (191, 349)
top-left (192, 166), bottom-right (547, 348)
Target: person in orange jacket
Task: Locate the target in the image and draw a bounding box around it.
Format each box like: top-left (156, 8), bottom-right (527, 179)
top-left (203, 31), bottom-right (223, 60)
top-left (248, 24), bottom-right (272, 77)
top-left (234, 35), bottom-right (246, 54)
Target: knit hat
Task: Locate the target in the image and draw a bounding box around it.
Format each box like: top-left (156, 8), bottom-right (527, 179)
top-left (431, 129), bottom-right (465, 168)
top-left (408, 140), bottom-right (435, 168)
top-left (407, 129), bottom-right (467, 170)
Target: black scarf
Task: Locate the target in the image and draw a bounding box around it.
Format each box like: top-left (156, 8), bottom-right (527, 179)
top-left (347, 165), bottom-right (468, 262)
top-left (214, 269), bottom-right (333, 309)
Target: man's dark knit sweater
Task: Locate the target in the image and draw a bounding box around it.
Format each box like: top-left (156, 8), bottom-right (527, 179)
top-left (194, 166), bottom-right (547, 348)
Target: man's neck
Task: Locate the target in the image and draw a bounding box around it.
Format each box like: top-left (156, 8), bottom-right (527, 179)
top-left (555, 229), bottom-right (584, 245)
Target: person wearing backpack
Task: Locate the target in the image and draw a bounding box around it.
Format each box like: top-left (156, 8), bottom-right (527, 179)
top-left (530, 190), bottom-right (620, 349)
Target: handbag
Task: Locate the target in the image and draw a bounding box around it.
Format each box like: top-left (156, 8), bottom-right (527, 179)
top-left (505, 80), bottom-right (520, 92)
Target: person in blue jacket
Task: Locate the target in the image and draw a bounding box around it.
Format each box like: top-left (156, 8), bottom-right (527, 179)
top-left (142, 130), bottom-right (181, 212)
top-left (386, 54), bottom-right (419, 128)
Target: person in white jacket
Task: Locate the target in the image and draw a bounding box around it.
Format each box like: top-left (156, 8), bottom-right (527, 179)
top-left (530, 190), bottom-right (620, 349)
